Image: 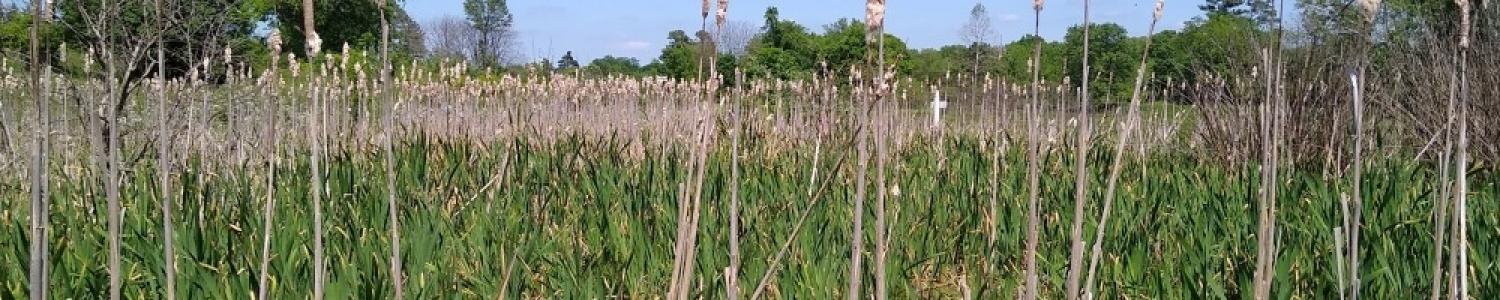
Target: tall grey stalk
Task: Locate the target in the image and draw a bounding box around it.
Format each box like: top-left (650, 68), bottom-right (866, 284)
top-left (155, 0), bottom-right (176, 298)
top-left (1082, 2), bottom-right (1164, 298)
top-left (1451, 0), bottom-right (1471, 297)
top-left (1064, 0), bottom-right (1094, 297)
top-left (379, 2), bottom-right (404, 299)
top-left (868, 1), bottom-right (889, 299)
top-left (1343, 2), bottom-right (1383, 297)
top-left (310, 50), bottom-right (327, 300)
top-left (1428, 52), bottom-right (1457, 300)
top-left (257, 29), bottom-right (283, 300)
top-left (718, 2), bottom-right (742, 299)
top-left (28, 0), bottom-right (50, 298)
top-left (1022, 0), bottom-right (1045, 298)
top-left (1252, 29), bottom-right (1285, 300)
top-left (668, 104), bottom-right (713, 300)
top-left (847, 2), bottom-right (884, 299)
top-left (104, 8), bottom-right (124, 300)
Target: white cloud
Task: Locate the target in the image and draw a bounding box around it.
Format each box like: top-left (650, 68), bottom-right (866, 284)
top-left (617, 41), bottom-right (652, 51)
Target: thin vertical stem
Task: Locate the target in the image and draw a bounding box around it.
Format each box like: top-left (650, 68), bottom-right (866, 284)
top-left (1065, 0), bottom-right (1093, 297)
top-left (155, 0), bottom-right (175, 298)
top-left (28, 0), bottom-right (50, 297)
top-left (1021, 2), bottom-right (1045, 298)
top-left (379, 3), bottom-right (404, 299)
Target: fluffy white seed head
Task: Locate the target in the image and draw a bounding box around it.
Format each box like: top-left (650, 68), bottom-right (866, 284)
top-left (1154, 0), bottom-right (1165, 20)
top-left (1034, 0), bottom-right (1044, 11)
top-left (866, 0), bottom-right (886, 39)
top-left (307, 32), bottom-right (323, 57)
top-left (716, 0), bottom-right (728, 26)
top-left (268, 29), bottom-right (284, 56)
top-left (1358, 0), bottom-right (1381, 21)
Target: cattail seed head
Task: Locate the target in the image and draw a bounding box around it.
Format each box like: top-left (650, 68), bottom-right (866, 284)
top-left (866, 0), bottom-right (886, 41)
top-left (716, 0), bottom-right (728, 27)
top-left (269, 29), bottom-right (284, 56)
top-left (1034, 0), bottom-right (1044, 11)
top-left (308, 32), bottom-right (323, 57)
top-left (1357, 0), bottom-right (1381, 21)
top-left (1457, 0), bottom-right (1472, 47)
top-left (1153, 0), bottom-right (1165, 20)
top-left (702, 0), bottom-right (710, 18)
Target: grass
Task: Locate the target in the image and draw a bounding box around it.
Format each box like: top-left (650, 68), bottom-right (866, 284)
top-left (2, 133), bottom-right (1494, 298)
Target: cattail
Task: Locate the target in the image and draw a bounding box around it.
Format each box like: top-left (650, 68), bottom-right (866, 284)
top-left (1456, 0), bottom-right (1471, 48)
top-left (1357, 0), bottom-right (1381, 21)
top-left (865, 0), bottom-right (886, 42)
top-left (1034, 0), bottom-right (1044, 11)
top-left (269, 29), bottom-right (283, 56)
top-left (716, 0), bottom-right (728, 27)
top-left (701, 0), bottom-right (710, 19)
top-left (308, 32), bottom-right (323, 57)
top-left (1153, 0), bottom-right (1164, 20)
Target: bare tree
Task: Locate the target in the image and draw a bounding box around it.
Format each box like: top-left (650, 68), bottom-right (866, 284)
top-left (426, 16), bottom-right (479, 61)
top-left (65, 1), bottom-right (168, 298)
top-left (714, 20), bottom-right (755, 57)
top-left (959, 3), bottom-right (997, 79)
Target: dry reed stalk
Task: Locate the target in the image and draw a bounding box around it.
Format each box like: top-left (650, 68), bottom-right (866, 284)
top-left (1252, 49), bottom-right (1278, 300)
top-left (850, 2), bottom-right (884, 299)
top-left (28, 0), bottom-right (50, 298)
top-left (257, 29), bottom-right (283, 300)
top-left (1451, 1), bottom-right (1471, 297)
top-left (154, 0), bottom-right (176, 298)
top-left (1428, 46), bottom-right (1459, 300)
top-left (379, 2), bottom-right (404, 299)
top-left (668, 104), bottom-right (713, 300)
top-left (1080, 2), bottom-right (1164, 298)
top-left (1022, 0), bottom-right (1045, 298)
top-left (1345, 3), bottom-right (1382, 297)
top-left (718, 3), bottom-right (741, 298)
top-left (1064, 0), bottom-right (1095, 297)
top-left (103, 19), bottom-right (123, 300)
top-left (311, 55), bottom-right (327, 300)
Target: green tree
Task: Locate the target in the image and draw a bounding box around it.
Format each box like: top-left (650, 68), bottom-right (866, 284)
top-left (999, 35), bottom-right (1065, 85)
top-left (557, 51), bottom-right (580, 70)
top-left (815, 18), bottom-right (908, 79)
top-left (1063, 23), bottom-right (1138, 99)
top-left (586, 55), bottom-right (644, 76)
top-left (647, 30), bottom-right (701, 79)
top-left (464, 0), bottom-right (513, 68)
top-left (743, 7), bottom-right (817, 80)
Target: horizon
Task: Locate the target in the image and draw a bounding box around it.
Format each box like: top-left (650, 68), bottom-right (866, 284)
top-left (402, 0), bottom-right (1212, 64)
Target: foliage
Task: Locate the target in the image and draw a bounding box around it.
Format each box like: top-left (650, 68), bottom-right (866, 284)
top-left (2, 136), bottom-right (1495, 298)
top-left (1063, 23), bottom-right (1141, 100)
top-left (586, 55), bottom-right (644, 76)
top-left (463, 0), bottom-right (513, 68)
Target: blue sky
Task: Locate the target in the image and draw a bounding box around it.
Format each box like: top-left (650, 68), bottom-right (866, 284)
top-left (404, 1), bottom-right (1207, 64)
